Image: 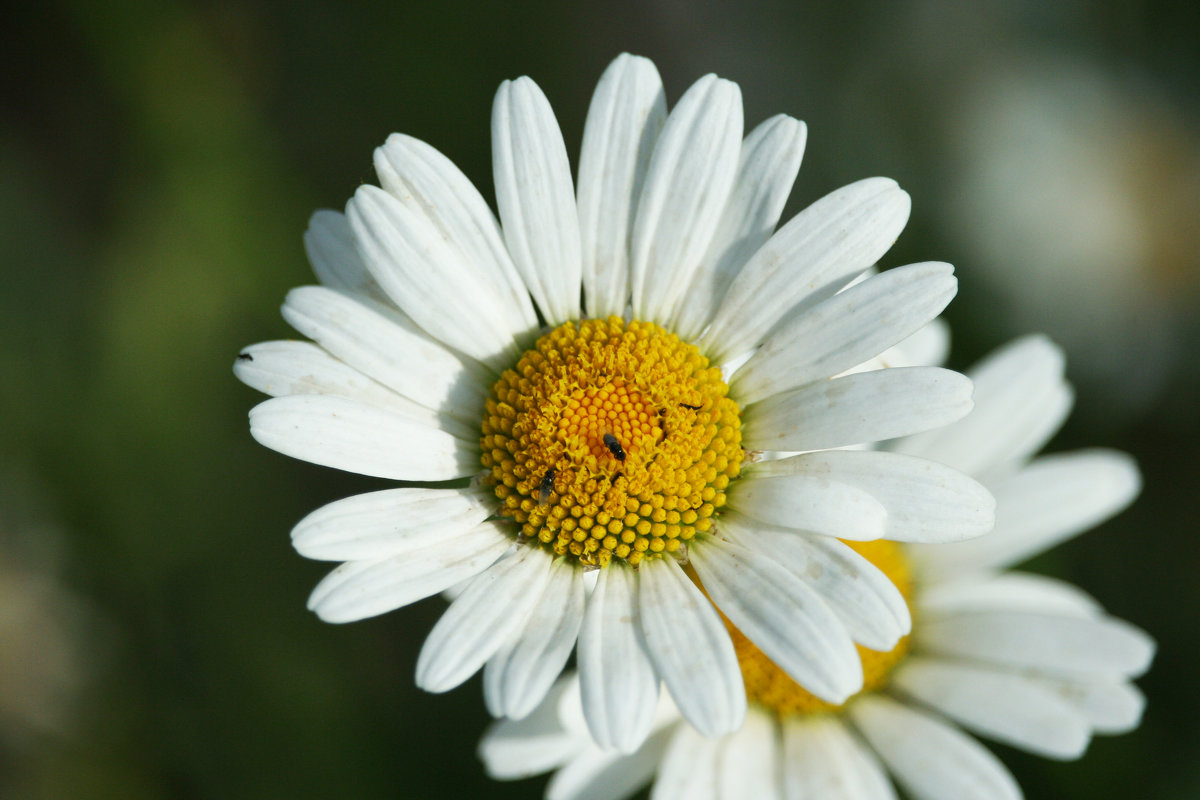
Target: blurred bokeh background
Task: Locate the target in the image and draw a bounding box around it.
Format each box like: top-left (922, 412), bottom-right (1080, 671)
top-left (2, 1), bottom-right (1197, 797)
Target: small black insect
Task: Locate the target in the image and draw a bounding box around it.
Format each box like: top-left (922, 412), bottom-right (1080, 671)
top-left (538, 468), bottom-right (557, 505)
top-left (680, 402), bottom-right (701, 410)
top-left (602, 433), bottom-right (626, 461)
top-left (237, 352), bottom-right (254, 362)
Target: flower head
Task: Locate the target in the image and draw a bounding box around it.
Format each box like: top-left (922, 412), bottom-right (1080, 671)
top-left (236, 54), bottom-right (993, 751)
top-left (479, 336), bottom-right (1154, 799)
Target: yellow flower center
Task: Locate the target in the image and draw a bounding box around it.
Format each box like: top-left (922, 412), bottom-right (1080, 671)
top-left (733, 540), bottom-right (914, 715)
top-left (480, 317), bottom-right (743, 567)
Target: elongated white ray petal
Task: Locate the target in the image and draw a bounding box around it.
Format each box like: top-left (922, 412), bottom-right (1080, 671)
top-left (631, 74), bottom-right (743, 325)
top-left (673, 114), bottom-right (808, 341)
top-left (373, 133), bottom-right (537, 332)
top-left (691, 538), bottom-right (862, 703)
top-left (749, 451), bottom-right (995, 543)
top-left (577, 563), bottom-right (661, 753)
top-left (701, 178), bottom-right (911, 363)
top-left (892, 657), bottom-right (1090, 759)
top-left (742, 367), bottom-right (974, 452)
top-left (291, 486), bottom-right (494, 562)
top-left (727, 473), bottom-right (888, 541)
top-left (915, 450), bottom-right (1141, 577)
top-left (1028, 676), bottom-right (1145, 735)
top-left (306, 522), bottom-right (511, 622)
top-left (724, 518), bottom-right (910, 651)
top-left (637, 557), bottom-right (745, 737)
top-left (918, 610), bottom-right (1156, 679)
top-left (416, 546), bottom-right (554, 693)
top-left (890, 335), bottom-right (1072, 480)
top-left (493, 76), bottom-right (582, 324)
top-left (304, 209), bottom-right (383, 298)
top-left (850, 695), bottom-right (1021, 800)
top-left (782, 715), bottom-right (897, 800)
top-left (731, 262), bottom-right (957, 403)
top-left (484, 558), bottom-right (586, 719)
top-left (346, 185), bottom-right (522, 369)
top-left (248, 395), bottom-right (477, 480)
top-left (281, 285), bottom-right (485, 418)
top-left (577, 53), bottom-right (667, 318)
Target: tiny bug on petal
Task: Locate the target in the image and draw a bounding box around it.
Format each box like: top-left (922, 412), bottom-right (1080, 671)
top-left (602, 433), bottom-right (626, 461)
top-left (538, 468), bottom-right (557, 506)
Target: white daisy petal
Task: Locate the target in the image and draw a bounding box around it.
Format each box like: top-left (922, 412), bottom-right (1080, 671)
top-left (346, 184), bottom-right (522, 369)
top-left (749, 450), bottom-right (995, 543)
top-left (484, 558), bottom-right (586, 719)
top-left (577, 53), bottom-right (667, 319)
top-left (651, 724), bottom-right (721, 800)
top-left (1030, 677), bottom-right (1146, 735)
top-left (730, 262), bottom-right (958, 403)
top-left (726, 473), bottom-right (888, 541)
top-left (672, 114), bottom-right (808, 341)
top-left (850, 694), bottom-right (1021, 800)
top-left (290, 486), bottom-right (494, 561)
top-left (248, 395), bottom-right (477, 480)
top-left (492, 76), bottom-right (582, 324)
top-left (303, 209), bottom-right (382, 298)
top-left (889, 334), bottom-right (1072, 480)
top-left (546, 727), bottom-right (673, 800)
top-left (631, 74), bottom-right (743, 325)
top-left (891, 317), bottom-right (951, 368)
top-left (479, 678), bottom-right (584, 780)
top-left (782, 715), bottom-right (897, 800)
top-left (717, 708), bottom-right (782, 800)
top-left (636, 557), bottom-right (746, 738)
top-left (917, 610), bottom-right (1156, 679)
top-left (701, 177), bottom-right (912, 363)
top-left (915, 572), bottom-right (1102, 619)
top-left (416, 546), bottom-right (554, 693)
top-left (577, 562), bottom-right (660, 753)
top-left (281, 285), bottom-right (485, 417)
top-left (306, 521), bottom-right (511, 622)
top-left (724, 518), bottom-right (911, 651)
top-left (892, 657), bottom-right (1090, 760)
top-left (691, 537), bottom-right (862, 703)
top-left (915, 450), bottom-right (1141, 577)
top-left (741, 367), bottom-right (974, 452)
top-left (373, 133), bottom-right (538, 333)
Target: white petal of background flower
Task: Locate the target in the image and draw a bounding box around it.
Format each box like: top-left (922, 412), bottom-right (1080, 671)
top-left (729, 261), bottom-right (958, 403)
top-left (577, 563), bottom-right (660, 753)
top-left (716, 709), bottom-right (781, 800)
top-left (631, 74), bottom-right (743, 325)
top-left (850, 695), bottom-right (1022, 800)
top-left (636, 557), bottom-right (746, 738)
top-left (691, 537), bottom-right (863, 703)
top-left (671, 114), bottom-right (807, 341)
top-left (782, 714), bottom-right (897, 800)
top-left (701, 177), bottom-right (911, 363)
top-left (650, 723), bottom-right (721, 800)
top-left (577, 53), bottom-right (666, 319)
top-left (492, 76), bottom-right (583, 325)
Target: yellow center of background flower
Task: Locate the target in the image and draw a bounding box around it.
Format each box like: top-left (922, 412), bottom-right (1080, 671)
top-left (732, 540), bottom-right (914, 715)
top-left (481, 317), bottom-right (743, 567)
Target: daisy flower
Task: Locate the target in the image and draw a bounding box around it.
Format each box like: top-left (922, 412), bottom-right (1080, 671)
top-left (479, 335), bottom-right (1154, 800)
top-left (235, 53), bottom-right (993, 751)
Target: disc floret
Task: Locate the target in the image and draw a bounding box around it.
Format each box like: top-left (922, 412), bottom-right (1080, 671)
top-left (481, 317), bottom-right (743, 567)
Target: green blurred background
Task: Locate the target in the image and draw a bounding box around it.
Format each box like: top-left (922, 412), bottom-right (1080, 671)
top-left (2, 1), bottom-right (1198, 797)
